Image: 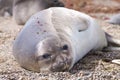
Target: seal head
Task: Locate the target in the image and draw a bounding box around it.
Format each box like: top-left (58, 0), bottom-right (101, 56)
top-left (35, 36), bottom-right (73, 72)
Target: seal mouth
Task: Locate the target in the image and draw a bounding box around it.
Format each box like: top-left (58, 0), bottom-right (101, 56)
top-left (50, 57), bottom-right (72, 72)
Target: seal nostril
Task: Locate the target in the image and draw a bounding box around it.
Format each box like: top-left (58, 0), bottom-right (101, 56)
top-left (59, 62), bottom-right (64, 66)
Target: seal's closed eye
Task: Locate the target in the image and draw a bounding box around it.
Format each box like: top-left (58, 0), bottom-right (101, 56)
top-left (42, 53), bottom-right (51, 59)
top-left (36, 53), bottom-right (51, 61)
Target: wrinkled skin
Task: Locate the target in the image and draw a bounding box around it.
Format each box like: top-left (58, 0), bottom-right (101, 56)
top-left (35, 37), bottom-right (73, 72)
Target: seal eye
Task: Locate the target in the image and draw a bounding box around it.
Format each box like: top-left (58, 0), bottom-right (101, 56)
top-left (62, 45), bottom-right (68, 50)
top-left (42, 54), bottom-right (51, 59)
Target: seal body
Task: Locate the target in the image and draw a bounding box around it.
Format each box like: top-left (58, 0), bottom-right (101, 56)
top-left (13, 0), bottom-right (64, 25)
top-left (0, 0), bottom-right (13, 16)
top-left (13, 7), bottom-right (107, 72)
top-left (109, 13), bottom-right (120, 25)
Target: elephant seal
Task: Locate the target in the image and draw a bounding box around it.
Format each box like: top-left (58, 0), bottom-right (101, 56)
top-left (13, 0), bottom-right (64, 25)
top-left (0, 0), bottom-right (13, 16)
top-left (13, 7), bottom-right (120, 72)
top-left (109, 13), bottom-right (120, 25)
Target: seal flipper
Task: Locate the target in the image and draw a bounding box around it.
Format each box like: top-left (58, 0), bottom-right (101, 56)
top-left (103, 32), bottom-right (120, 65)
top-left (103, 32), bottom-right (120, 51)
top-left (77, 18), bottom-right (88, 32)
top-left (103, 47), bottom-right (120, 51)
top-left (106, 32), bottom-right (120, 47)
